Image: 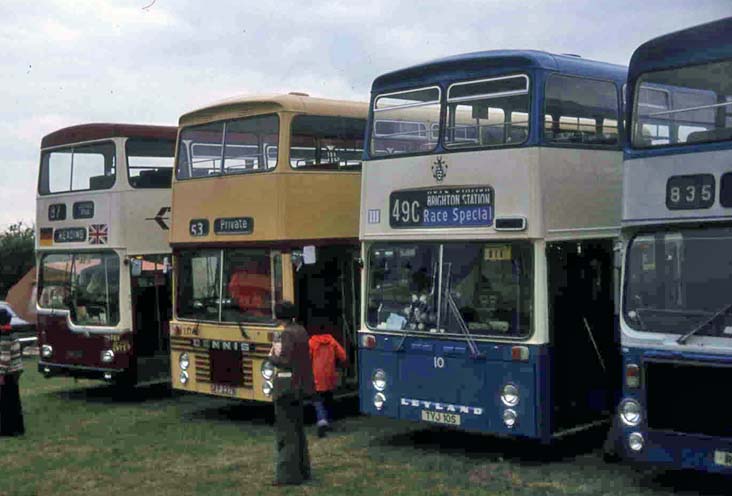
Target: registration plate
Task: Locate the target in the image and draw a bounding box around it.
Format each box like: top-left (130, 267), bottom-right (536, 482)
top-left (714, 450), bottom-right (732, 467)
top-left (211, 383), bottom-right (237, 396)
top-left (421, 410), bottom-right (461, 426)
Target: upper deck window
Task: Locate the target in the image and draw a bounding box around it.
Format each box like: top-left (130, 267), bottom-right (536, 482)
top-left (544, 75), bottom-right (619, 147)
top-left (176, 114), bottom-right (279, 180)
top-left (290, 115), bottom-right (366, 170)
top-left (39, 142), bottom-right (116, 195)
top-left (632, 60), bottom-right (732, 148)
top-left (445, 75), bottom-right (530, 149)
top-left (370, 87), bottom-right (440, 156)
top-left (126, 138), bottom-right (175, 188)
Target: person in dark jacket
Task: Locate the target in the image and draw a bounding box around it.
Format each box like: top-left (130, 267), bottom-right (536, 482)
top-left (268, 301), bottom-right (315, 486)
top-left (0, 308), bottom-right (24, 436)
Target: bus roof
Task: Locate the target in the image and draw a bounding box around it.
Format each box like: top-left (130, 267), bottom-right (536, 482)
top-left (179, 93), bottom-right (367, 126)
top-left (41, 123), bottom-right (177, 149)
top-left (628, 17), bottom-right (732, 85)
top-left (372, 49), bottom-right (626, 94)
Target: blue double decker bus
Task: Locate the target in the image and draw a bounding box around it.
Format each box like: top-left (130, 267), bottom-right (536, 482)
top-left (358, 50), bottom-right (626, 441)
top-left (618, 17), bottom-right (732, 472)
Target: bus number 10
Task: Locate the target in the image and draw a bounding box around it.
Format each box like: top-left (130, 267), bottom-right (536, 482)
top-left (434, 356), bottom-right (445, 369)
top-left (392, 199), bottom-right (421, 224)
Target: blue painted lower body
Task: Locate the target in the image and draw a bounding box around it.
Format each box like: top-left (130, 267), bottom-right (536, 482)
top-left (619, 347), bottom-right (732, 474)
top-left (358, 335), bottom-right (551, 440)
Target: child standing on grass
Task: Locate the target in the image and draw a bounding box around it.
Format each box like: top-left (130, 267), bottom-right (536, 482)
top-left (309, 332), bottom-right (347, 437)
top-left (0, 308), bottom-right (24, 436)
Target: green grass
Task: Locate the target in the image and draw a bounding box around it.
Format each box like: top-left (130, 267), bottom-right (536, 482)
top-left (0, 359), bottom-right (728, 496)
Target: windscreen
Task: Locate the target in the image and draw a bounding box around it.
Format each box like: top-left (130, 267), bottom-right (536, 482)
top-left (624, 227), bottom-right (732, 336)
top-left (176, 115), bottom-right (279, 179)
top-left (39, 142), bottom-right (116, 195)
top-left (367, 242), bottom-right (533, 338)
top-left (38, 252), bottom-right (121, 327)
top-left (632, 60), bottom-right (732, 148)
top-left (176, 249), bottom-right (282, 323)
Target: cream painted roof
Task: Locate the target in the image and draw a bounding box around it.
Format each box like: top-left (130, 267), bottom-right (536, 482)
top-left (179, 93), bottom-right (368, 125)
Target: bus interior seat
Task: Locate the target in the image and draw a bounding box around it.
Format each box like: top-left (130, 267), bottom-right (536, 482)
top-left (89, 174), bottom-right (115, 189)
top-left (687, 128), bottom-right (732, 144)
top-left (132, 168), bottom-right (172, 188)
top-left (506, 127), bottom-right (527, 143)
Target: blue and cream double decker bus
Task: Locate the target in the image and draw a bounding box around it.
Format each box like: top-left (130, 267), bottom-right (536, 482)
top-left (358, 50), bottom-right (626, 441)
top-left (618, 18), bottom-right (732, 472)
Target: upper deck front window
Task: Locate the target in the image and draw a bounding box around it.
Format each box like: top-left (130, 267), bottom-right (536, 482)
top-left (445, 75), bottom-right (530, 148)
top-left (632, 60), bottom-right (732, 148)
top-left (370, 87), bottom-right (440, 156)
top-left (39, 142), bottom-right (116, 195)
top-left (176, 114), bottom-right (279, 180)
top-left (126, 138), bottom-right (175, 188)
top-left (290, 115), bottom-right (366, 170)
top-left (544, 75), bottom-right (619, 147)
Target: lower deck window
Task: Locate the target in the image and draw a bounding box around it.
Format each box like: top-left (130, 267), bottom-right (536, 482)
top-left (176, 249), bottom-right (282, 323)
top-left (39, 252), bottom-right (121, 327)
top-left (367, 242), bottom-right (533, 338)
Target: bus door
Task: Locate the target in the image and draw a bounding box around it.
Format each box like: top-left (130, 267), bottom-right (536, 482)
top-left (547, 240), bottom-right (618, 433)
top-left (130, 255), bottom-right (171, 381)
top-left (294, 245), bottom-right (359, 389)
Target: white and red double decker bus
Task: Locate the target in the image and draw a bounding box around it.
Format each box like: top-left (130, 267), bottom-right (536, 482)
top-left (35, 123), bottom-right (177, 384)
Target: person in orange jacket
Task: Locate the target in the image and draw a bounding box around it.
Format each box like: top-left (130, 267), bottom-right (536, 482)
top-left (308, 332), bottom-right (347, 437)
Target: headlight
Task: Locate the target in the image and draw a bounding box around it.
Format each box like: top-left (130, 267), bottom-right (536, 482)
top-left (372, 369), bottom-right (386, 391)
top-left (41, 344), bottom-right (53, 358)
top-left (262, 380), bottom-right (274, 397)
top-left (101, 349), bottom-right (115, 363)
top-left (501, 384), bottom-right (519, 407)
top-left (619, 399), bottom-right (642, 426)
top-left (261, 360), bottom-right (275, 380)
top-left (628, 432), bottom-right (644, 452)
top-left (503, 408), bottom-right (518, 428)
top-left (373, 392), bottom-right (386, 410)
top-left (179, 352), bottom-right (189, 371)
top-left (179, 370), bottom-right (189, 385)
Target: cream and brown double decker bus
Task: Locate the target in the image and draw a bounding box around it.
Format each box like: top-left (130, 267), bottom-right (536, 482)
top-left (169, 93), bottom-right (367, 401)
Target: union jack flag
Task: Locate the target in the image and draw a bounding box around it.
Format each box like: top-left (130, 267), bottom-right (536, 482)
top-left (88, 224), bottom-right (108, 245)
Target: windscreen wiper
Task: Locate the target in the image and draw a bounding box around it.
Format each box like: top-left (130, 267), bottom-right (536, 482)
top-left (677, 302), bottom-right (732, 345)
top-left (446, 292), bottom-right (482, 359)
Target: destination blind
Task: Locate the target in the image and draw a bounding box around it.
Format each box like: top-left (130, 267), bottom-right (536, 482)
top-left (389, 186), bottom-right (493, 228)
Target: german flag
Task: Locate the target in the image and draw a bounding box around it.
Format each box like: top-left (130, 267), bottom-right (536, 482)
top-left (39, 228), bottom-right (53, 247)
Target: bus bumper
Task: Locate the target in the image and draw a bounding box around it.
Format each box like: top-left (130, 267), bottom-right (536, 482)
top-left (621, 430), bottom-right (732, 474)
top-left (38, 360), bottom-right (127, 382)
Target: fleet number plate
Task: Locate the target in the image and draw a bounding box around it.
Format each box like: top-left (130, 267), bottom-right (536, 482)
top-left (714, 450), bottom-right (732, 467)
top-left (421, 410), bottom-right (461, 426)
top-left (211, 384), bottom-right (237, 396)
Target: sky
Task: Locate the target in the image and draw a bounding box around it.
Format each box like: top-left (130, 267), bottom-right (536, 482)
top-left (0, 0), bottom-right (729, 229)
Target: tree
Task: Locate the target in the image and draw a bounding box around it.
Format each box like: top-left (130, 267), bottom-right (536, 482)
top-left (0, 222), bottom-right (34, 299)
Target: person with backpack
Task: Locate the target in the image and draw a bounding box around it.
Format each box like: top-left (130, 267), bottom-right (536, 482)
top-left (268, 302), bottom-right (315, 486)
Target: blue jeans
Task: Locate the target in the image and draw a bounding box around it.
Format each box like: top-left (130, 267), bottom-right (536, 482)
top-left (313, 391), bottom-right (333, 425)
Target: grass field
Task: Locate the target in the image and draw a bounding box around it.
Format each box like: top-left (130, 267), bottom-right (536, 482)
top-left (0, 358), bottom-right (729, 496)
